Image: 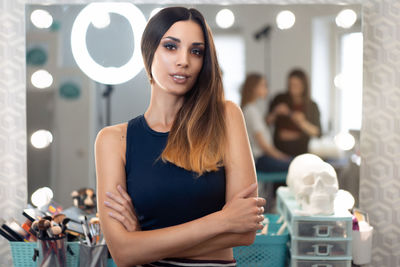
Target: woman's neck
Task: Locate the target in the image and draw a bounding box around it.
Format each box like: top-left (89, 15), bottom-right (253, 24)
top-left (144, 85), bottom-right (185, 132)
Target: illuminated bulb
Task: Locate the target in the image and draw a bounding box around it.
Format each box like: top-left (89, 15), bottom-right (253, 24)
top-left (276, 10), bottom-right (295, 30)
top-left (336, 9), bottom-right (357, 29)
top-left (31, 70), bottom-right (53, 89)
top-left (90, 9), bottom-right (110, 29)
top-left (31, 187), bottom-right (54, 207)
top-left (31, 129), bottom-right (53, 149)
top-left (216, 9), bottom-right (235, 29)
top-left (30, 9), bottom-right (53, 29)
top-left (150, 8), bottom-right (163, 19)
top-left (334, 73), bottom-right (344, 89)
top-left (334, 189), bottom-right (355, 213)
top-left (334, 131), bottom-right (355, 151)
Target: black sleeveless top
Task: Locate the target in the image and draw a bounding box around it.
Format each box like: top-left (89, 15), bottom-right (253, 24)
top-left (125, 115), bottom-right (226, 231)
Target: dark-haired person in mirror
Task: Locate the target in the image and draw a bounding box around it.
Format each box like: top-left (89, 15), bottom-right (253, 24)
top-left (241, 73), bottom-right (291, 172)
top-left (266, 69), bottom-right (321, 157)
top-left (95, 7), bottom-right (265, 267)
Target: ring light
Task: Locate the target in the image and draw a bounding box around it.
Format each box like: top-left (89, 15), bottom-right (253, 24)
top-left (71, 3), bottom-right (146, 85)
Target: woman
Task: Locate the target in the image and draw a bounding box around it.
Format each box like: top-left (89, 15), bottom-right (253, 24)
top-left (266, 69), bottom-right (321, 157)
top-left (241, 73), bottom-right (291, 172)
top-left (95, 7), bottom-right (266, 267)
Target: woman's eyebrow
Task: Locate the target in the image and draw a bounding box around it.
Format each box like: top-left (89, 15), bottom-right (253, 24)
top-left (163, 36), bottom-right (205, 46)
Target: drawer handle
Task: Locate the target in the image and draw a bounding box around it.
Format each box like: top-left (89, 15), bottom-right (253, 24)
top-left (312, 244), bottom-right (333, 256)
top-left (311, 265), bottom-right (333, 267)
top-left (313, 225), bottom-right (333, 237)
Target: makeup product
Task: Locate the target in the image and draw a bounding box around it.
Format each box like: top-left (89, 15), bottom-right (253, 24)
top-left (1, 223), bottom-right (24, 241)
top-left (9, 220), bottom-right (33, 242)
top-left (30, 220), bottom-right (39, 237)
top-left (23, 208), bottom-right (45, 222)
top-left (53, 214), bottom-right (66, 225)
top-left (0, 227), bottom-right (18, 241)
top-left (37, 219), bottom-right (51, 240)
top-left (81, 221), bottom-right (91, 246)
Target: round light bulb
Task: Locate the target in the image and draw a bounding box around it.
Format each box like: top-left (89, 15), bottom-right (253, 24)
top-left (31, 70), bottom-right (53, 89)
top-left (31, 187), bottom-right (54, 207)
top-left (216, 9), bottom-right (235, 29)
top-left (336, 9), bottom-right (357, 29)
top-left (276, 10), bottom-right (296, 30)
top-left (31, 129), bottom-right (53, 149)
top-left (334, 131), bottom-right (355, 151)
top-left (30, 9), bottom-right (53, 29)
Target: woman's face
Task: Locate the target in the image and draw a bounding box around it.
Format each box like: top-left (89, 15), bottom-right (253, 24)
top-left (151, 20), bottom-right (205, 96)
top-left (288, 76), bottom-right (304, 98)
top-left (255, 78), bottom-right (268, 99)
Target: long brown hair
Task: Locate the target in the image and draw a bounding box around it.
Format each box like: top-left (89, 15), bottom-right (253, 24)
top-left (141, 7), bottom-right (226, 175)
top-left (240, 73), bottom-right (264, 108)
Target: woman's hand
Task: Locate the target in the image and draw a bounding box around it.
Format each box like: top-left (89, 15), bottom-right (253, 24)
top-left (291, 111), bottom-right (320, 137)
top-left (274, 103), bottom-right (291, 116)
top-left (104, 185), bottom-right (141, 232)
top-left (221, 183), bottom-right (266, 233)
top-left (291, 111), bottom-right (306, 125)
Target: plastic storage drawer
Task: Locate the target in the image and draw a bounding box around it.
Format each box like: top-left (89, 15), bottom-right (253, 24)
top-left (291, 258), bottom-right (352, 267)
top-left (233, 214), bottom-right (289, 267)
top-left (291, 238), bottom-right (352, 258)
top-left (292, 220), bottom-right (352, 238)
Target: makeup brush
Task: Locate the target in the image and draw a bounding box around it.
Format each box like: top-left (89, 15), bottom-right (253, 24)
top-left (30, 220), bottom-right (39, 237)
top-left (38, 219), bottom-right (51, 240)
top-left (53, 214), bottom-right (66, 225)
top-left (61, 218), bottom-right (71, 234)
top-left (48, 225), bottom-right (62, 238)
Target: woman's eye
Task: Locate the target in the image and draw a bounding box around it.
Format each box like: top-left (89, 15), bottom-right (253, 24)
top-left (163, 43), bottom-right (177, 50)
top-left (192, 48), bottom-right (204, 56)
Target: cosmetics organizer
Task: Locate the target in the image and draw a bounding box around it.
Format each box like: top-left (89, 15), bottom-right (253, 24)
top-left (233, 214), bottom-right (290, 267)
top-left (9, 242), bottom-right (118, 267)
top-left (276, 187), bottom-right (353, 267)
top-left (9, 241), bottom-right (80, 267)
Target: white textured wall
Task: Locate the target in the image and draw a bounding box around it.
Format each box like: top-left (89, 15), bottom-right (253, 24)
top-left (2, 0), bottom-right (397, 266)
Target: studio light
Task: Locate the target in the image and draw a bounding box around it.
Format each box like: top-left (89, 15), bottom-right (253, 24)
top-left (31, 69), bottom-right (53, 89)
top-left (276, 10), bottom-right (295, 30)
top-left (30, 9), bottom-right (53, 29)
top-left (216, 9), bottom-right (235, 29)
top-left (336, 9), bottom-right (357, 29)
top-left (71, 3), bottom-right (146, 85)
top-left (31, 187), bottom-right (54, 207)
top-left (30, 129), bottom-right (53, 149)
top-left (334, 131), bottom-right (355, 151)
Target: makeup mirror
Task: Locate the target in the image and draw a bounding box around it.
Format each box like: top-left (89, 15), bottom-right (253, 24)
top-left (25, 2), bottom-right (362, 207)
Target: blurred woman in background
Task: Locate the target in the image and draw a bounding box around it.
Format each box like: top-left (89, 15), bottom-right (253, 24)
top-left (266, 69), bottom-right (321, 157)
top-left (241, 73), bottom-right (291, 172)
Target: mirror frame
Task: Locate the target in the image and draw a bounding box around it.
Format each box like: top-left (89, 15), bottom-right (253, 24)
top-left (1, 0), bottom-right (396, 266)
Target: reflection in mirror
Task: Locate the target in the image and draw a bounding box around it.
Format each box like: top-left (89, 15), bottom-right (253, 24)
top-left (26, 3), bottom-right (361, 207)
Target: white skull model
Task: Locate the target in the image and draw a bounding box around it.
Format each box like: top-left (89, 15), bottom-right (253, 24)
top-left (287, 154), bottom-right (338, 215)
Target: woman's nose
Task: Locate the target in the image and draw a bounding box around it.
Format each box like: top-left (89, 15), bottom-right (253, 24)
top-left (176, 51), bottom-right (189, 68)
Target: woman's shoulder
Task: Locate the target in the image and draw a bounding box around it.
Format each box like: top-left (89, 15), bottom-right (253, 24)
top-left (223, 100), bottom-right (247, 130)
top-left (95, 123), bottom-right (128, 150)
top-left (224, 100), bottom-right (243, 117)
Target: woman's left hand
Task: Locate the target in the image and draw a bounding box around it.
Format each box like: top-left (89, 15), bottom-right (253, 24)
top-left (291, 111), bottom-right (306, 125)
top-left (104, 185), bottom-right (141, 232)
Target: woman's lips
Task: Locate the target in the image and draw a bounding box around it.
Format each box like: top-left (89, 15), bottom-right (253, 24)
top-left (171, 74), bottom-right (189, 84)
